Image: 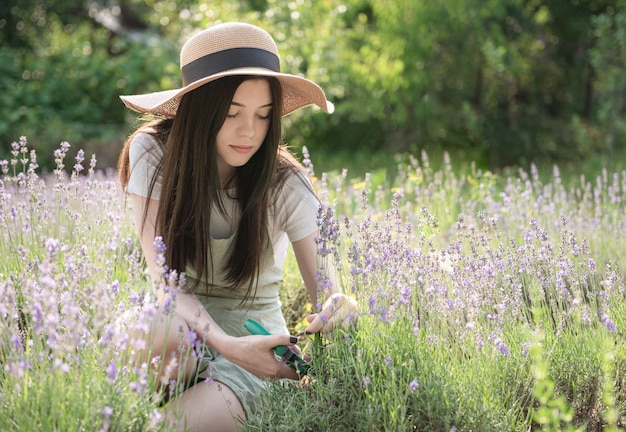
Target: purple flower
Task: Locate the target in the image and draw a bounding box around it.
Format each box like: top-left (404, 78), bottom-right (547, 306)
top-left (54, 358), bottom-right (71, 373)
top-left (99, 324), bottom-right (115, 347)
top-left (110, 280), bottom-right (120, 295)
top-left (149, 410), bottom-right (164, 424)
top-left (153, 235), bottom-right (167, 255)
top-left (602, 314), bottom-right (617, 333)
top-left (385, 356), bottom-right (392, 369)
top-left (185, 331), bottom-right (198, 347)
top-left (361, 376), bottom-right (371, 389)
top-left (399, 286), bottom-right (411, 304)
top-left (493, 338), bottom-right (510, 356)
top-left (102, 406), bottom-right (113, 418)
top-left (409, 379), bottom-right (419, 393)
top-left (106, 360), bottom-right (118, 382)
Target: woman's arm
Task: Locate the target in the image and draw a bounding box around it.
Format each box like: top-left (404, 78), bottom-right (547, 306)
top-left (291, 232), bottom-right (357, 334)
top-left (290, 232), bottom-right (339, 304)
top-left (129, 193), bottom-right (300, 379)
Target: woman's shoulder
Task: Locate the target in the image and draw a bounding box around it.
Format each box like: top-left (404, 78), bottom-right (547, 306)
top-left (270, 165), bottom-right (319, 240)
top-left (276, 166), bottom-right (314, 193)
top-left (128, 131), bottom-right (164, 165)
top-left (130, 130), bottom-right (161, 151)
top-left (272, 166), bottom-right (318, 216)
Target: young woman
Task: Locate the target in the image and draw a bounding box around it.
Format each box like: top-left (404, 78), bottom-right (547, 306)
top-left (117, 22), bottom-right (356, 431)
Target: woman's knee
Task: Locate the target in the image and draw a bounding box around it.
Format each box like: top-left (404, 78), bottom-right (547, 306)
top-left (148, 310), bottom-right (191, 351)
top-left (147, 311), bottom-right (198, 384)
top-left (164, 380), bottom-right (245, 432)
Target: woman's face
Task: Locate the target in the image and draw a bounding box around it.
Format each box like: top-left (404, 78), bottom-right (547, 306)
top-left (215, 79), bottom-right (272, 184)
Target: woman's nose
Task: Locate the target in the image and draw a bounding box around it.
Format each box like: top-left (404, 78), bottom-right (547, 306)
top-left (237, 117), bottom-right (255, 137)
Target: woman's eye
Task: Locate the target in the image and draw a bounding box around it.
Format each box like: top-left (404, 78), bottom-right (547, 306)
top-left (226, 111), bottom-right (270, 120)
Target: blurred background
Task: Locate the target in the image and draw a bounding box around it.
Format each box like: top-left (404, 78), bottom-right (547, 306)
top-left (1, 0), bottom-right (625, 175)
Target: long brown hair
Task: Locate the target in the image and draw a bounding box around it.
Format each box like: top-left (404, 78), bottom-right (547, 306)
top-left (118, 76), bottom-right (307, 299)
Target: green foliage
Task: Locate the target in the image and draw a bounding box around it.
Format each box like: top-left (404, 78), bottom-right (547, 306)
top-left (243, 320), bottom-right (522, 431)
top-left (0, 1), bottom-right (178, 168)
top-left (0, 349), bottom-right (164, 432)
top-left (2, 0), bottom-right (625, 171)
top-left (529, 335), bottom-right (581, 432)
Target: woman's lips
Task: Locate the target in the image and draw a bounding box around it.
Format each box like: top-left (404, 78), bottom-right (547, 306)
top-left (231, 145), bottom-right (253, 154)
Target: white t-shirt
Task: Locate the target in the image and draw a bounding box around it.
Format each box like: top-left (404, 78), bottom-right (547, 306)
top-left (126, 132), bottom-right (319, 300)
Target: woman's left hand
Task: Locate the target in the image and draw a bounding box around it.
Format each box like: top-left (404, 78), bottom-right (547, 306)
top-left (305, 293), bottom-right (358, 334)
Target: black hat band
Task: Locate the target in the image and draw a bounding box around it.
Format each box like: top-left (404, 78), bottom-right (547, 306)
top-left (181, 47), bottom-right (280, 86)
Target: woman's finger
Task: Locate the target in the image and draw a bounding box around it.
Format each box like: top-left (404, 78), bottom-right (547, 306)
top-left (305, 294), bottom-right (358, 334)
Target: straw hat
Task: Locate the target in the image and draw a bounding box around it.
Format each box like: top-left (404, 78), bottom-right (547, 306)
top-left (120, 22), bottom-right (334, 117)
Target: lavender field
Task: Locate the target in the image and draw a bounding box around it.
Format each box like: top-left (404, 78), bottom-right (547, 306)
top-left (1, 138), bottom-right (625, 431)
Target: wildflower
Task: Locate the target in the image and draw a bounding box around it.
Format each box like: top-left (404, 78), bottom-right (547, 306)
top-left (54, 141), bottom-right (71, 176)
top-left (315, 204), bottom-right (341, 258)
top-left (588, 258), bottom-right (596, 273)
top-left (399, 286), bottom-right (411, 305)
top-left (421, 149), bottom-right (429, 168)
top-left (161, 355), bottom-right (180, 386)
top-left (580, 306), bottom-right (591, 325)
top-left (74, 149), bottom-right (85, 173)
top-left (409, 379), bottom-right (419, 394)
top-left (44, 237), bottom-right (59, 256)
top-left (385, 356), bottom-right (392, 370)
top-left (368, 295), bottom-right (376, 310)
top-left (361, 376), bottom-right (371, 390)
top-left (150, 409), bottom-right (164, 424)
top-left (10, 335), bottom-right (23, 351)
top-left (601, 314), bottom-right (617, 333)
top-left (493, 338), bottom-right (510, 357)
top-left (128, 291), bottom-right (142, 304)
top-left (301, 145), bottom-right (314, 176)
top-left (154, 236), bottom-right (168, 275)
top-left (520, 342), bottom-right (529, 357)
top-left (99, 405), bottom-right (114, 432)
top-left (53, 358), bottom-right (71, 373)
top-left (475, 335), bottom-right (484, 350)
top-left (130, 366), bottom-right (149, 394)
top-left (10, 140), bottom-right (20, 158)
top-left (89, 154), bottom-right (97, 173)
top-left (102, 406), bottom-right (113, 418)
top-left (106, 361), bottom-right (118, 382)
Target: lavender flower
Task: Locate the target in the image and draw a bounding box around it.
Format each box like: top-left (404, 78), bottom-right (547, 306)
top-left (601, 314), bottom-right (617, 333)
top-left (106, 361), bottom-right (118, 382)
top-left (73, 149), bottom-right (85, 174)
top-left (385, 356), bottom-right (392, 370)
top-left (361, 376), bottom-right (371, 390)
top-left (102, 406), bottom-right (113, 418)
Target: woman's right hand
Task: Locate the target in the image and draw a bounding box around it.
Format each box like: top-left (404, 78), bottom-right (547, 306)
top-left (219, 334), bottom-right (301, 380)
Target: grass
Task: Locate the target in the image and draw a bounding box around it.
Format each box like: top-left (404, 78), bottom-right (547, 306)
top-left (1, 137), bottom-right (625, 431)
